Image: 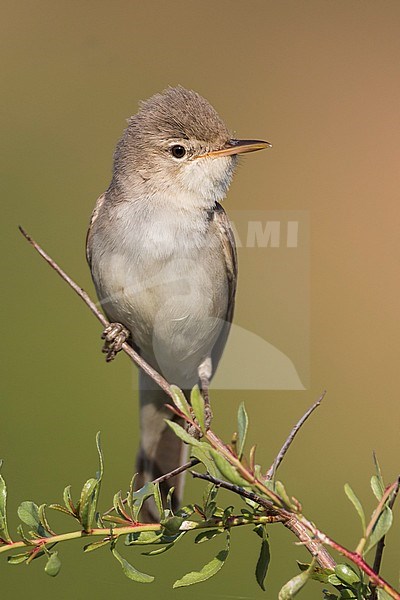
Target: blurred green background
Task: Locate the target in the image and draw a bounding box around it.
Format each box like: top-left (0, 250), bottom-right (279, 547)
top-left (2, 1), bottom-right (400, 598)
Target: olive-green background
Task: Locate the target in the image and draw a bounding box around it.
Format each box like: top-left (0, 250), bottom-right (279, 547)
top-left (2, 1), bottom-right (400, 598)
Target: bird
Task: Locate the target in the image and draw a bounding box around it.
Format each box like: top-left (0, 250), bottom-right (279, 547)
top-left (86, 86), bottom-right (270, 521)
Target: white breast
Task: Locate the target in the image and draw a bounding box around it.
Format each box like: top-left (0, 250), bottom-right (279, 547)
top-left (90, 195), bottom-right (229, 387)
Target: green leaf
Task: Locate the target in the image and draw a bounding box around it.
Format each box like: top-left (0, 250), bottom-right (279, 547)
top-left (371, 475), bottom-right (384, 501)
top-left (237, 402), bottom-right (248, 458)
top-left (0, 464), bottom-right (12, 543)
top-left (95, 431), bottom-right (104, 481)
top-left (17, 501), bottom-right (41, 531)
top-left (16, 524), bottom-right (34, 545)
top-left (38, 504), bottom-right (54, 535)
top-left (173, 531), bottom-right (230, 588)
top-left (45, 551), bottom-right (61, 577)
top-left (209, 449), bottom-right (248, 487)
top-left (161, 515), bottom-right (184, 536)
top-left (153, 483), bottom-right (163, 519)
top-left (278, 559), bottom-right (315, 599)
top-left (164, 420), bottom-right (203, 447)
top-left (113, 490), bottom-right (129, 521)
top-left (84, 538), bottom-right (111, 552)
top-left (195, 529), bottom-right (223, 544)
top-left (170, 385), bottom-right (192, 419)
top-left (131, 482), bottom-right (155, 521)
top-left (344, 484), bottom-right (366, 533)
top-left (7, 551), bottom-right (31, 565)
top-left (190, 446), bottom-right (218, 478)
top-left (297, 562), bottom-right (334, 584)
top-left (275, 481), bottom-right (294, 510)
top-left (49, 503), bottom-right (72, 518)
top-left (63, 485), bottom-right (76, 516)
top-left (365, 506), bottom-right (393, 554)
top-left (78, 478), bottom-right (98, 532)
top-left (175, 504), bottom-right (195, 519)
top-left (142, 532), bottom-right (185, 556)
top-left (111, 546), bottom-right (154, 583)
top-left (125, 530), bottom-right (163, 546)
top-left (334, 563), bottom-right (360, 586)
top-left (255, 525), bottom-right (270, 591)
top-left (191, 386), bottom-right (205, 433)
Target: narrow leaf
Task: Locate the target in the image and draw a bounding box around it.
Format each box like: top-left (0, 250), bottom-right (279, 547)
top-left (84, 539), bottom-right (111, 552)
top-left (173, 531), bottom-right (230, 588)
top-left (16, 524), bottom-right (34, 545)
top-left (365, 507), bottom-right (393, 554)
top-left (153, 483), bottom-right (163, 519)
top-left (111, 546), bottom-right (154, 583)
top-left (344, 483), bottom-right (366, 533)
top-left (161, 515), bottom-right (184, 536)
top-left (102, 514), bottom-right (131, 525)
top-left (142, 532), bottom-right (185, 556)
top-left (170, 386), bottom-right (192, 419)
top-left (210, 449), bottom-right (248, 487)
top-left (278, 559), bottom-right (315, 599)
top-left (237, 402), bottom-right (248, 458)
top-left (78, 478), bottom-right (98, 531)
top-left (45, 551), bottom-right (61, 577)
top-left (195, 529), bottom-right (223, 544)
top-left (371, 475), bottom-right (384, 501)
top-left (165, 420), bottom-right (202, 447)
top-left (125, 530), bottom-right (163, 546)
top-left (275, 481), bottom-right (294, 509)
top-left (48, 503), bottom-right (72, 516)
top-left (63, 485), bottom-right (76, 516)
top-left (297, 561), bottom-right (334, 584)
top-left (38, 504), bottom-right (54, 535)
top-left (334, 563), bottom-right (360, 586)
top-left (131, 481), bottom-right (155, 521)
top-left (0, 465), bottom-right (12, 543)
top-left (255, 526), bottom-right (270, 591)
top-left (191, 386), bottom-right (205, 433)
top-left (95, 431), bottom-right (104, 481)
top-left (190, 446), bottom-right (218, 478)
top-left (7, 551), bottom-right (31, 564)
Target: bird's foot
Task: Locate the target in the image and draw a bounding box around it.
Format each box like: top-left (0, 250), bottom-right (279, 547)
top-left (101, 322), bottom-right (130, 362)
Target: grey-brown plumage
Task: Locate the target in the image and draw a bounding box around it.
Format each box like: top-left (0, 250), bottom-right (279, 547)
top-left (87, 86), bottom-right (269, 521)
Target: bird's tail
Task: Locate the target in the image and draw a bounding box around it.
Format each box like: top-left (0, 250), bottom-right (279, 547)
top-left (135, 370), bottom-right (188, 522)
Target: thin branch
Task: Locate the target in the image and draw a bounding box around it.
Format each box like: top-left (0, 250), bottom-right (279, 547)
top-left (0, 513), bottom-right (279, 556)
top-left (0, 524), bottom-right (160, 555)
top-left (370, 476), bottom-right (400, 600)
top-left (266, 390), bottom-right (327, 479)
top-left (191, 470), bottom-right (276, 512)
top-left (19, 226), bottom-right (173, 399)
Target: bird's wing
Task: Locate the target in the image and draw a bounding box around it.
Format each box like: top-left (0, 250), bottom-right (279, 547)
top-left (210, 202), bottom-right (238, 374)
top-left (85, 192), bottom-right (106, 266)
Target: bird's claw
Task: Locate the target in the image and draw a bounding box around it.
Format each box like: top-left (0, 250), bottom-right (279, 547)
top-left (101, 322), bottom-right (130, 362)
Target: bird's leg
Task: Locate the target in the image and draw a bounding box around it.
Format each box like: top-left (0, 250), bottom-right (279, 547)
top-left (101, 322), bottom-right (130, 362)
top-left (198, 357), bottom-right (213, 430)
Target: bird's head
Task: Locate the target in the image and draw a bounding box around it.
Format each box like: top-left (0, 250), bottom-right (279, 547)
top-left (112, 86), bottom-right (270, 207)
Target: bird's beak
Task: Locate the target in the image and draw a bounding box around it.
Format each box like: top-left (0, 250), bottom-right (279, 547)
top-left (197, 139), bottom-right (272, 159)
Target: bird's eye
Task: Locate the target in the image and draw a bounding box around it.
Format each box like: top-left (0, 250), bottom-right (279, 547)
top-left (170, 145), bottom-right (186, 159)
